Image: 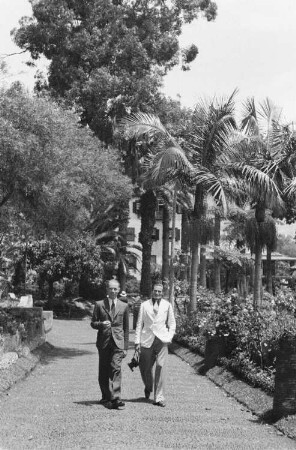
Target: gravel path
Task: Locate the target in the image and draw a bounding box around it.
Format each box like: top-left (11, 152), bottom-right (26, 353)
top-left (0, 317), bottom-right (295, 449)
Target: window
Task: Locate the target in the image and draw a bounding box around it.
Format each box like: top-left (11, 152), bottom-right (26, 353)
top-left (126, 227), bottom-right (135, 242)
top-left (169, 228), bottom-right (181, 241)
top-left (151, 255), bottom-right (157, 264)
top-left (132, 200), bottom-right (141, 215)
top-left (152, 227), bottom-right (160, 241)
top-left (155, 204), bottom-right (164, 220)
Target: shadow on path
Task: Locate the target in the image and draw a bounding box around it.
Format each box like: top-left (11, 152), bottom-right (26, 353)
top-left (252, 408), bottom-right (284, 425)
top-left (40, 344), bottom-right (93, 365)
top-left (123, 397), bottom-right (149, 403)
top-left (72, 342), bottom-right (95, 345)
top-left (74, 400), bottom-right (100, 407)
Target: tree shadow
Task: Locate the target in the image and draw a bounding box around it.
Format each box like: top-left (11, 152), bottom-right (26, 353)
top-left (252, 408), bottom-right (284, 425)
top-left (39, 343), bottom-right (93, 365)
top-left (186, 359), bottom-right (211, 375)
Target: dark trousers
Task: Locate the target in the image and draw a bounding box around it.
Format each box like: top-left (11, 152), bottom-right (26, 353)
top-left (98, 339), bottom-right (125, 401)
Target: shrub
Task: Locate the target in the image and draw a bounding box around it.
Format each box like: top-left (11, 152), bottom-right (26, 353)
top-left (174, 286), bottom-right (296, 394)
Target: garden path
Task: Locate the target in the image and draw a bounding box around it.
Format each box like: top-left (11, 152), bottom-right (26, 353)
top-left (0, 317), bottom-right (295, 449)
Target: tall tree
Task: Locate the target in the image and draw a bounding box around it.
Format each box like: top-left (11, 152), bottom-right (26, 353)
top-left (0, 83), bottom-right (132, 241)
top-left (185, 93), bottom-right (238, 311)
top-left (13, 0), bottom-right (217, 143)
top-left (119, 113), bottom-right (192, 298)
top-left (121, 96), bottom-right (285, 312)
top-left (239, 98), bottom-right (296, 305)
top-left (139, 189), bottom-right (157, 297)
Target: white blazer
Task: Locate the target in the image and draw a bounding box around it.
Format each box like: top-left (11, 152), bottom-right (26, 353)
top-left (135, 298), bottom-right (176, 348)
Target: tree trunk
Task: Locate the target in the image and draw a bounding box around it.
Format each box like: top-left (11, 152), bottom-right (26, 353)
top-left (189, 186), bottom-right (205, 312)
top-left (190, 237), bottom-right (199, 312)
top-left (169, 187), bottom-right (177, 305)
top-left (225, 268), bottom-right (230, 293)
top-left (181, 210), bottom-right (191, 281)
top-left (253, 243), bottom-right (263, 308)
top-left (200, 246), bottom-right (207, 288)
top-left (213, 212), bottom-right (221, 294)
top-left (266, 245), bottom-right (273, 294)
top-left (47, 280), bottom-right (54, 310)
top-left (118, 260), bottom-right (127, 291)
top-left (162, 203), bottom-right (170, 284)
top-left (139, 190), bottom-right (157, 298)
top-left (238, 248), bottom-right (248, 298)
top-left (118, 218), bottom-right (128, 290)
top-left (253, 205), bottom-right (266, 308)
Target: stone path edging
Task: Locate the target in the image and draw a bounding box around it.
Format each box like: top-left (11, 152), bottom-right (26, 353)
top-left (0, 342), bottom-right (51, 396)
top-left (170, 341), bottom-right (296, 441)
top-left (170, 342), bottom-right (273, 415)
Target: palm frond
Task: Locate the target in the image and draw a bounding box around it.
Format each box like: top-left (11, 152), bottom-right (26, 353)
top-left (117, 112), bottom-right (171, 141)
top-left (283, 177), bottom-right (296, 197)
top-left (241, 97), bottom-right (259, 136)
top-left (142, 145), bottom-right (192, 187)
top-left (192, 167), bottom-right (228, 212)
top-left (232, 163), bottom-right (283, 208)
top-left (95, 230), bottom-right (119, 243)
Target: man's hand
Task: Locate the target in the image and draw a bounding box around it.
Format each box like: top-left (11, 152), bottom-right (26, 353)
top-left (122, 350), bottom-right (127, 358)
top-left (102, 320), bottom-right (111, 327)
top-left (135, 344), bottom-right (141, 352)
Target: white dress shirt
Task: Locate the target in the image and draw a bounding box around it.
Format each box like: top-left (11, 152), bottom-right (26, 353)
top-left (108, 297), bottom-right (117, 309)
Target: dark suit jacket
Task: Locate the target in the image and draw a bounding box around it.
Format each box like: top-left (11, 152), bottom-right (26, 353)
top-left (91, 298), bottom-right (129, 350)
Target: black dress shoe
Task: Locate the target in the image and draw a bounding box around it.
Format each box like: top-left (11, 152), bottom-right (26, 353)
top-left (98, 398), bottom-right (109, 405)
top-left (144, 389), bottom-right (151, 399)
top-left (108, 400), bottom-right (125, 409)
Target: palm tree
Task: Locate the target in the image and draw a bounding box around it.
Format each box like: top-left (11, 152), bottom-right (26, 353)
top-left (119, 99), bottom-right (285, 312)
top-left (118, 113), bottom-right (192, 302)
top-left (198, 214), bottom-right (214, 288)
top-left (138, 189), bottom-right (157, 296)
top-left (185, 93), bottom-right (238, 310)
top-left (238, 98), bottom-right (296, 305)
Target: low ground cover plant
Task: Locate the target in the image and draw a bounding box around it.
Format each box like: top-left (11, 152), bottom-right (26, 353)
top-left (174, 286), bottom-right (296, 394)
top-left (0, 308), bottom-right (42, 344)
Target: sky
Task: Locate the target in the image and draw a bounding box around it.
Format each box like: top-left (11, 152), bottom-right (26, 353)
top-left (1, 0), bottom-right (296, 122)
top-left (164, 0), bottom-right (296, 122)
top-left (1, 0), bottom-right (296, 238)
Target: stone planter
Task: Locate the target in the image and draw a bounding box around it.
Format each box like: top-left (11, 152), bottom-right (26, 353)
top-left (273, 333), bottom-right (296, 418)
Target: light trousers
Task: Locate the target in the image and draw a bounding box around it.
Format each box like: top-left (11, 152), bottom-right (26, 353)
top-left (139, 336), bottom-right (168, 402)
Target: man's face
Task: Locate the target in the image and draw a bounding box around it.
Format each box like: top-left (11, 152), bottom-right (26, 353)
top-left (107, 281), bottom-right (120, 300)
top-left (152, 285), bottom-right (163, 301)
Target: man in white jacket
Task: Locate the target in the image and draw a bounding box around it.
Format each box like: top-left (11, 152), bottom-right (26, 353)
top-left (134, 283), bottom-right (176, 407)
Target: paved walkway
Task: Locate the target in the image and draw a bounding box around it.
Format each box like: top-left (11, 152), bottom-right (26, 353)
top-left (0, 317), bottom-right (295, 449)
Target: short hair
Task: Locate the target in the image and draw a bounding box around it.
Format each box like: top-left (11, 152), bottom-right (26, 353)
top-left (107, 279), bottom-right (120, 289)
top-left (153, 283), bottom-right (163, 290)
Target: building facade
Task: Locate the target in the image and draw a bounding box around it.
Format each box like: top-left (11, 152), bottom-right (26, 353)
top-left (126, 198), bottom-right (183, 279)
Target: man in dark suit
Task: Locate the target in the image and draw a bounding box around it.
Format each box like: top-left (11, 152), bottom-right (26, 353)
top-left (91, 279), bottom-right (129, 409)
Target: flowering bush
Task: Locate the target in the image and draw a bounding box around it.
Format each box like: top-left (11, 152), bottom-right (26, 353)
top-left (174, 286), bottom-right (296, 393)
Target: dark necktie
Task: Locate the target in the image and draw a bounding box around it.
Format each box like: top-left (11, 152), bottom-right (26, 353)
top-left (153, 300), bottom-right (159, 315)
top-left (111, 300), bottom-right (115, 319)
